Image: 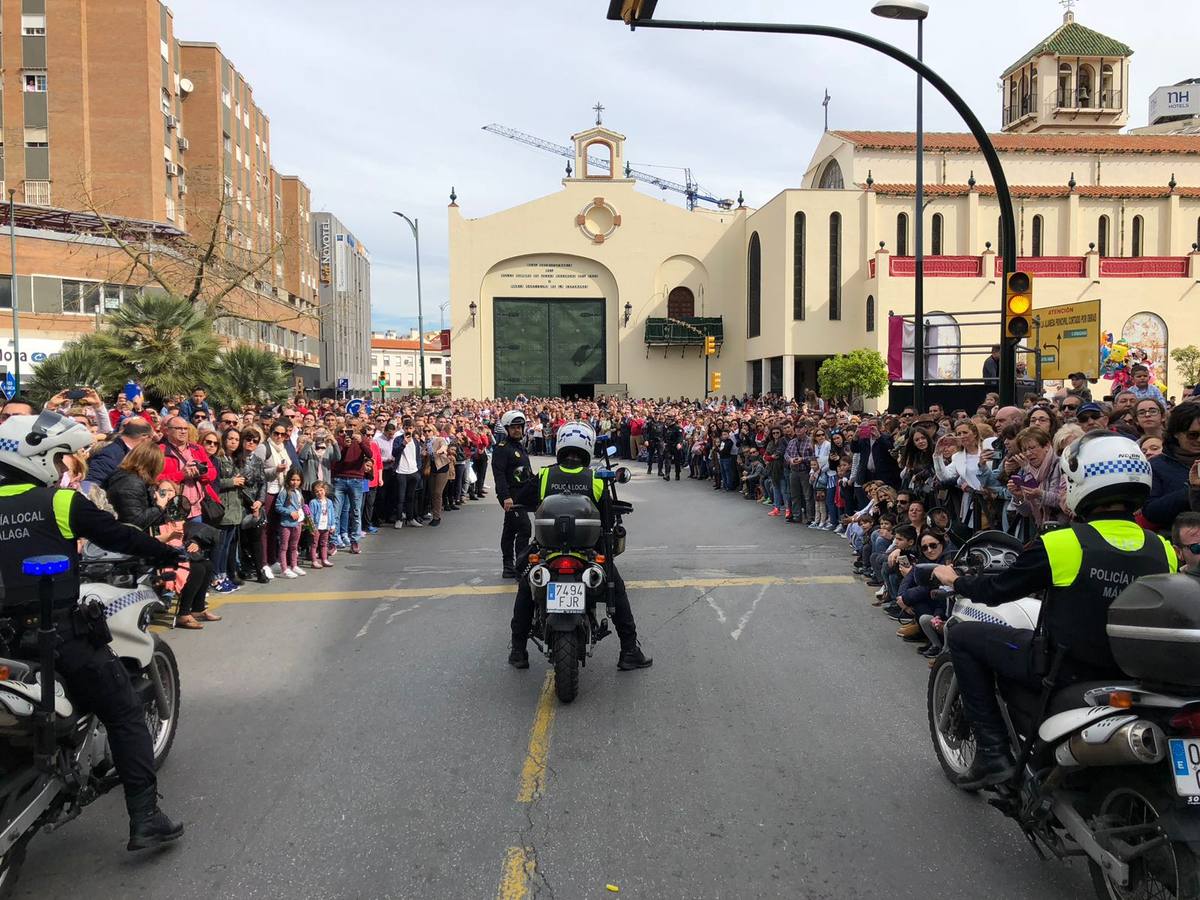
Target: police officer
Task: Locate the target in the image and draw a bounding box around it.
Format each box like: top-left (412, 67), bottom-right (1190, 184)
top-left (643, 413), bottom-right (662, 476)
top-left (661, 413), bottom-right (684, 482)
top-left (932, 432), bottom-right (1176, 790)
top-left (507, 421), bottom-right (652, 672)
top-left (0, 411), bottom-right (186, 851)
top-left (492, 410), bottom-right (533, 579)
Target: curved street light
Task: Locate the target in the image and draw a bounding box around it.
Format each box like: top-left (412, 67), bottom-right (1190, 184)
top-left (608, 8), bottom-right (1020, 404)
top-left (392, 211), bottom-right (426, 396)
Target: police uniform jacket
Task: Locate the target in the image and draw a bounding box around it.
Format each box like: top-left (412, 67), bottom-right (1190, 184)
top-left (492, 440), bottom-right (533, 505)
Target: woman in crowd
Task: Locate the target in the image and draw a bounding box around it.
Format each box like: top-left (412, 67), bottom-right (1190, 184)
top-left (155, 479), bottom-right (217, 629)
top-left (1008, 426), bottom-right (1068, 534)
top-left (899, 425), bottom-right (936, 503)
top-left (210, 428), bottom-right (246, 592)
top-left (764, 426), bottom-right (789, 518)
top-left (237, 427), bottom-right (271, 583)
top-left (1145, 402), bottom-right (1200, 532)
top-left (933, 420), bottom-right (986, 530)
top-left (892, 529), bottom-right (952, 661)
top-left (1024, 404), bottom-right (1059, 439)
top-left (1135, 398), bottom-right (1167, 440)
top-left (259, 421), bottom-right (294, 573)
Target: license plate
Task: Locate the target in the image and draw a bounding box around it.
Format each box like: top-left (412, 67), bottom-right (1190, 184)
top-left (1169, 739), bottom-right (1200, 798)
top-left (546, 582), bottom-right (586, 613)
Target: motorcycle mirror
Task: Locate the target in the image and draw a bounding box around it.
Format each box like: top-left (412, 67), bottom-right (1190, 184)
top-left (606, 445), bottom-right (618, 458)
top-left (616, 467), bottom-right (632, 484)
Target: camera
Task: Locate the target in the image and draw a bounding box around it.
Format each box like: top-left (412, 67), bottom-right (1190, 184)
top-left (193, 461), bottom-right (209, 476)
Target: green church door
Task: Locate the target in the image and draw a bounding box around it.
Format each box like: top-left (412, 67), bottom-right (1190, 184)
top-left (493, 298), bottom-right (606, 398)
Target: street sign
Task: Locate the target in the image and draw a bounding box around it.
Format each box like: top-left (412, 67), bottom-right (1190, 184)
top-left (337, 378), bottom-right (349, 392)
top-left (346, 398), bottom-right (364, 416)
top-left (1, 372), bottom-right (15, 400)
top-left (1036, 299), bottom-right (1101, 380)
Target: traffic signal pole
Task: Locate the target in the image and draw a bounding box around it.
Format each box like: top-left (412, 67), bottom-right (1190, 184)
top-left (612, 12), bottom-right (1018, 405)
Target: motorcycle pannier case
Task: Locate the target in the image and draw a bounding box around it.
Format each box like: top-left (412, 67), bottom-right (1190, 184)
top-left (1107, 573), bottom-right (1200, 688)
top-left (533, 494), bottom-right (602, 550)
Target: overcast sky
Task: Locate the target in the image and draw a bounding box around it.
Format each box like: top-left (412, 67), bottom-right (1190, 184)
top-left (170, 0), bottom-right (1199, 333)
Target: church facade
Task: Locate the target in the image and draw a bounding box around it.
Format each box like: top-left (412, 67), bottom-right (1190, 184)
top-left (448, 12), bottom-right (1200, 401)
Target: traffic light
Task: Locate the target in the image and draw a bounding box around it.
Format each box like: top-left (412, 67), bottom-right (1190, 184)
top-left (704, 335), bottom-right (716, 356)
top-left (607, 0), bottom-right (659, 23)
top-left (1005, 271), bottom-right (1033, 340)
top-left (710, 371), bottom-right (722, 392)
top-left (378, 370), bottom-right (388, 386)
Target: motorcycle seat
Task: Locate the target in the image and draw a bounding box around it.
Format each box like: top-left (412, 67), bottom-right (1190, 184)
top-left (999, 679), bottom-right (1126, 740)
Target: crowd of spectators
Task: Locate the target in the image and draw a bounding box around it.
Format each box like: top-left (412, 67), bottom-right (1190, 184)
top-left (3, 370), bottom-right (1199, 638)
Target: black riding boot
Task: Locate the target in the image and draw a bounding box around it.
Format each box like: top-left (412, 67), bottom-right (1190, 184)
top-left (955, 725), bottom-right (1016, 790)
top-left (508, 638), bottom-right (530, 669)
top-left (617, 641), bottom-right (653, 671)
top-left (126, 784), bottom-right (184, 851)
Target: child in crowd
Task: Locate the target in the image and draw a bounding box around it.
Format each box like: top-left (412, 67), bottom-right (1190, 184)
top-left (276, 468), bottom-right (307, 578)
top-left (307, 480), bottom-right (335, 569)
top-left (879, 524), bottom-right (918, 606)
top-left (833, 459), bottom-right (853, 534)
top-left (1138, 435), bottom-right (1163, 460)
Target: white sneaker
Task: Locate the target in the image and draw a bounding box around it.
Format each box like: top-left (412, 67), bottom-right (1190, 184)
top-left (409, 519), bottom-right (424, 527)
top-left (282, 568), bottom-right (298, 579)
top-left (393, 521), bottom-right (404, 529)
top-left (292, 567), bottom-right (306, 577)
top-left (261, 566), bottom-right (275, 581)
top-left (271, 562), bottom-right (283, 574)
top-left (875, 586), bottom-right (888, 599)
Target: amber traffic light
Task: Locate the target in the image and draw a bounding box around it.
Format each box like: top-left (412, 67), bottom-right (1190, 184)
top-left (607, 0), bottom-right (659, 23)
top-left (704, 335), bottom-right (716, 356)
top-left (710, 371), bottom-right (722, 392)
top-left (1005, 271), bottom-right (1033, 340)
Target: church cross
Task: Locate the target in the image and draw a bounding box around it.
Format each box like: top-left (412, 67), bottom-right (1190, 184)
top-left (822, 90), bottom-right (831, 132)
top-left (1060, 0), bottom-right (1077, 14)
top-left (593, 102), bottom-right (605, 126)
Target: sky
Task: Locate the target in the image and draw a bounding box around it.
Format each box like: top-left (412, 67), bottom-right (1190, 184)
top-left (169, 0), bottom-right (1200, 333)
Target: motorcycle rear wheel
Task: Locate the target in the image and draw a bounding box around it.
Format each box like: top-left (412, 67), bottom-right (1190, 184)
top-left (551, 631), bottom-right (580, 704)
top-left (926, 654), bottom-right (978, 787)
top-left (1088, 774), bottom-right (1200, 900)
top-left (146, 637), bottom-right (181, 769)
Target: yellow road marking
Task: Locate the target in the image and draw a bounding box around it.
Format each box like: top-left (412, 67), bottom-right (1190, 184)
top-left (207, 574), bottom-right (855, 609)
top-left (497, 845), bottom-right (535, 900)
top-left (517, 671), bottom-right (557, 803)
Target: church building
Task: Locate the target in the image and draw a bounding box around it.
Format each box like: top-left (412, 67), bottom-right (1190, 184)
top-left (448, 11), bottom-right (1200, 401)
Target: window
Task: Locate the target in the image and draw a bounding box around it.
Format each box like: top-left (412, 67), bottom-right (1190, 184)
top-left (584, 140), bottom-right (612, 178)
top-left (828, 212), bottom-right (842, 321)
top-left (793, 212), bottom-right (806, 320)
top-left (866, 295), bottom-right (876, 333)
top-left (23, 127), bottom-right (48, 148)
top-left (1019, 72), bottom-right (1029, 116)
top-left (221, 88), bottom-right (231, 107)
top-left (21, 14), bottom-right (46, 35)
top-left (997, 215), bottom-right (1005, 258)
top-left (1077, 64), bottom-right (1094, 108)
top-left (817, 159), bottom-right (844, 190)
top-left (1131, 215), bottom-right (1144, 258)
top-left (161, 88), bottom-right (171, 115)
top-left (1101, 64), bottom-right (1115, 108)
top-left (1031, 215), bottom-right (1044, 257)
top-left (1098, 215), bottom-right (1110, 257)
top-left (667, 286), bottom-right (695, 319)
top-left (896, 212), bottom-right (909, 256)
top-left (747, 232), bottom-right (762, 338)
top-left (24, 181), bottom-right (50, 206)
top-left (24, 73), bottom-right (47, 93)
top-left (223, 133), bottom-right (231, 154)
top-left (61, 280), bottom-right (100, 314)
top-left (1058, 63), bottom-right (1073, 107)
top-left (930, 213), bottom-right (944, 256)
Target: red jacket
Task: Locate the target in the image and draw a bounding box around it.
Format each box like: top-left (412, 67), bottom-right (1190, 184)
top-left (159, 439), bottom-right (219, 513)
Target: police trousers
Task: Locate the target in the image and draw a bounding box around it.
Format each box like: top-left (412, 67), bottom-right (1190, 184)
top-left (500, 508), bottom-right (531, 567)
top-left (511, 561), bottom-right (638, 650)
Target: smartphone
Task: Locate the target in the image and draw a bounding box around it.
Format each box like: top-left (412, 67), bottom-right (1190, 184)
top-left (123, 381), bottom-right (142, 402)
top-left (66, 388), bottom-right (87, 401)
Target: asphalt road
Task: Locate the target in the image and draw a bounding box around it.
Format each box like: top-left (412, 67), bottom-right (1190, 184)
top-left (17, 461), bottom-right (1093, 899)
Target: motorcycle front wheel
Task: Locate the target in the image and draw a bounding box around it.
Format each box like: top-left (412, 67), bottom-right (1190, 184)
top-left (145, 637), bottom-right (181, 768)
top-left (1088, 774), bottom-right (1200, 900)
top-left (926, 654), bottom-right (978, 787)
top-left (551, 631), bottom-right (580, 704)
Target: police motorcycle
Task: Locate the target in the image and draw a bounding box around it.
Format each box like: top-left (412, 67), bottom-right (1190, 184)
top-left (523, 444), bottom-right (633, 703)
top-left (925, 529), bottom-right (1200, 899)
top-left (0, 547), bottom-right (182, 895)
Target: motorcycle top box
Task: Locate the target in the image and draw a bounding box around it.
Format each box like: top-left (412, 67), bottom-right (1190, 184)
top-left (533, 494), bottom-right (602, 550)
top-left (1107, 572), bottom-right (1200, 688)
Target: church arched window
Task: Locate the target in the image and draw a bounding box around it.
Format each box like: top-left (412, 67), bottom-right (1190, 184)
top-left (1131, 215), bottom-right (1144, 258)
top-left (828, 213), bottom-right (842, 321)
top-left (793, 212), bottom-right (806, 321)
top-left (930, 213), bottom-right (944, 256)
top-left (1098, 215), bottom-right (1110, 257)
top-left (896, 212), bottom-right (909, 256)
top-left (747, 232), bottom-right (762, 338)
top-left (866, 295), bottom-right (876, 333)
top-left (1031, 215), bottom-right (1044, 257)
top-left (1058, 63), bottom-right (1072, 107)
top-left (817, 159), bottom-right (844, 190)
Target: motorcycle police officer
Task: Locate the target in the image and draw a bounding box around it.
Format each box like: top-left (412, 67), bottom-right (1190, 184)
top-left (933, 432), bottom-right (1176, 790)
top-left (506, 421), bottom-right (652, 672)
top-left (0, 411), bottom-right (186, 851)
top-left (492, 410), bottom-right (533, 578)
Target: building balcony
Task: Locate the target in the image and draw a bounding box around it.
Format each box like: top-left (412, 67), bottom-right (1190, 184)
top-left (876, 255), bottom-right (1190, 279)
top-left (643, 316), bottom-right (723, 351)
top-left (1052, 89), bottom-right (1122, 113)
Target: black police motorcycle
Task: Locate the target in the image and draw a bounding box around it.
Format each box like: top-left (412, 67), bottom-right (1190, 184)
top-left (522, 447), bottom-right (633, 703)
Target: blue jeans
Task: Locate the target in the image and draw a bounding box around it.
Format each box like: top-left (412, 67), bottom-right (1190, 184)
top-left (334, 477), bottom-right (364, 543)
top-left (825, 486), bottom-right (839, 523)
top-left (773, 476), bottom-right (790, 513)
top-left (212, 525), bottom-right (238, 581)
top-left (720, 457), bottom-right (736, 491)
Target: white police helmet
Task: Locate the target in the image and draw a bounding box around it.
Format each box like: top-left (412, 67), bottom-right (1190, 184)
top-left (1060, 431), bottom-right (1152, 518)
top-left (555, 421), bottom-right (596, 465)
top-left (0, 411), bottom-right (93, 486)
top-left (499, 410), bottom-right (526, 429)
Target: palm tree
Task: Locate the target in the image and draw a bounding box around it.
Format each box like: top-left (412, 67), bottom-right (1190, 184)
top-left (212, 344), bottom-right (290, 409)
top-left (24, 334), bottom-right (124, 406)
top-left (94, 293), bottom-right (220, 399)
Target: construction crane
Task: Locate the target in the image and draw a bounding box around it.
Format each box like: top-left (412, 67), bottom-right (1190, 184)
top-left (482, 123), bottom-right (735, 211)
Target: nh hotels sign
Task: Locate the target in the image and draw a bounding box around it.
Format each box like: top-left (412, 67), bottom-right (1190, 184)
top-left (1150, 84), bottom-right (1200, 123)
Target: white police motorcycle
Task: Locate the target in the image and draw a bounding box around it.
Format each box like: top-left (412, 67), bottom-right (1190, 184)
top-left (927, 530), bottom-right (1200, 899)
top-left (0, 548), bottom-right (180, 896)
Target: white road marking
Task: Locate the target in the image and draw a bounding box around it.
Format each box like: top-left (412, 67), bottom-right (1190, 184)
top-left (386, 603), bottom-right (420, 625)
top-left (705, 595), bottom-right (727, 624)
top-left (355, 601), bottom-right (391, 639)
top-left (731, 584), bottom-right (770, 641)
top-left (696, 545), bottom-right (758, 551)
top-left (469, 576), bottom-right (482, 584)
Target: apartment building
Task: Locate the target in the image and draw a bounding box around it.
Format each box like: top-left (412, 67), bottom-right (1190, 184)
top-left (314, 211), bottom-right (371, 392)
top-left (370, 330), bottom-right (450, 392)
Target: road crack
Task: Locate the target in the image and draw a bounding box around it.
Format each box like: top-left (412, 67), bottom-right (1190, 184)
top-left (650, 581), bottom-right (734, 634)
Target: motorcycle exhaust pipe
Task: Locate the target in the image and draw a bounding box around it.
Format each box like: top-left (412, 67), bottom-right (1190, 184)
top-left (528, 565), bottom-right (551, 588)
top-left (1055, 720), bottom-right (1166, 768)
top-left (582, 565), bottom-right (605, 590)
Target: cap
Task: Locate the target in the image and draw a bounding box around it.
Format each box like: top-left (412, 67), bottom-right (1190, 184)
top-left (1076, 402), bottom-right (1104, 417)
top-left (1068, 372), bottom-right (1087, 381)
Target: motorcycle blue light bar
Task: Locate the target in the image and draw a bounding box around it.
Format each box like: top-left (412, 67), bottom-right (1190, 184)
top-left (596, 469), bottom-right (617, 480)
top-left (21, 555), bottom-right (71, 577)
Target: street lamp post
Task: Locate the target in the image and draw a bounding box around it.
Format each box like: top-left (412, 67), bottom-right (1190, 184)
top-left (872, 1), bottom-right (928, 412)
top-left (392, 211), bottom-right (426, 396)
top-left (606, 6), bottom-right (1019, 406)
top-left (7, 190), bottom-right (21, 391)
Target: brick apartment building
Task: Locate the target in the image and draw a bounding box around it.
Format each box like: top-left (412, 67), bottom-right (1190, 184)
top-left (0, 0), bottom-right (358, 391)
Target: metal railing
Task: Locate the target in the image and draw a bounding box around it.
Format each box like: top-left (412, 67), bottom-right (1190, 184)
top-left (643, 316), bottom-right (723, 345)
top-left (1054, 88), bottom-right (1122, 111)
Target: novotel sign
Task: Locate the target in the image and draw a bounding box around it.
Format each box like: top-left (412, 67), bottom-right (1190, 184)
top-left (318, 222), bottom-right (333, 285)
top-left (1149, 84), bottom-right (1200, 124)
